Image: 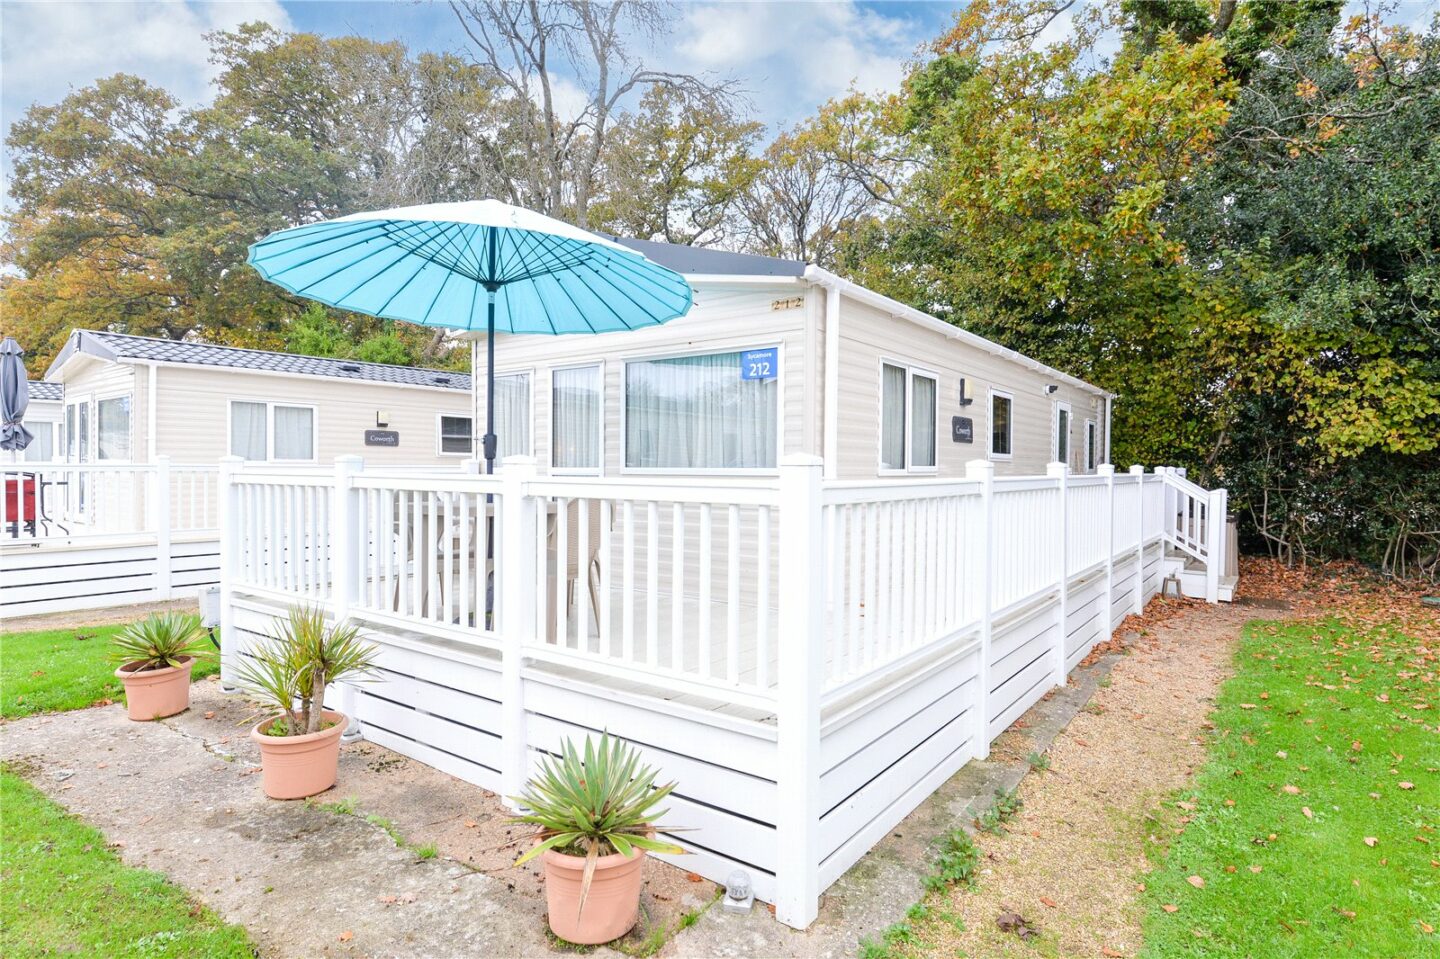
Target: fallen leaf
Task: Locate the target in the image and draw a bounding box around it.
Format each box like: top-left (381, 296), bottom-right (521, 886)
top-left (1187, 875), bottom-right (1205, 889)
top-left (1364, 837), bottom-right (1378, 847)
top-left (1225, 865), bottom-right (1237, 873)
top-left (1163, 904), bottom-right (1179, 913)
top-left (1399, 782), bottom-right (1415, 790)
top-left (1302, 807), bottom-right (1314, 819)
top-left (338, 931), bottom-right (353, 942)
top-left (686, 872), bottom-right (703, 882)
top-left (463, 821), bottom-right (477, 829)
top-left (1040, 896), bottom-right (1057, 908)
top-left (1276, 750), bottom-right (1288, 759)
top-left (1250, 865), bottom-right (1263, 873)
top-left (204, 711), bottom-right (216, 720)
top-left (1421, 920), bottom-right (1434, 934)
top-left (1282, 785), bottom-right (1301, 795)
top-left (1240, 703), bottom-right (1257, 710)
top-left (1102, 949), bottom-right (1124, 958)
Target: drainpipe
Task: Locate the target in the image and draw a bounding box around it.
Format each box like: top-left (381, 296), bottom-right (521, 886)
top-left (1103, 395), bottom-right (1113, 466)
top-left (804, 267), bottom-right (842, 481)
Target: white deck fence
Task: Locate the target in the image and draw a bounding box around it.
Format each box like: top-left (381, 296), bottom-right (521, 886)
top-left (216, 454), bottom-right (1228, 928)
top-left (1, 458), bottom-right (221, 617)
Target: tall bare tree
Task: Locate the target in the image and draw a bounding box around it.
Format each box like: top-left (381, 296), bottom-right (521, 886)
top-left (449, 0), bottom-right (734, 227)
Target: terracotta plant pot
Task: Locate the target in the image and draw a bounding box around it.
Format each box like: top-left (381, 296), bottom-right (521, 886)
top-left (250, 709), bottom-right (349, 800)
top-left (542, 847), bottom-right (645, 945)
top-left (115, 657), bottom-right (194, 721)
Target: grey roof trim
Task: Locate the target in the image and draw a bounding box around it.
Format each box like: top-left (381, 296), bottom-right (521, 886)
top-left (611, 236), bottom-right (806, 278)
top-left (27, 381), bottom-right (64, 401)
top-left (47, 330), bottom-right (471, 392)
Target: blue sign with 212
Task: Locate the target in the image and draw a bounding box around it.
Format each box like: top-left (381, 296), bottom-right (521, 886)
top-left (740, 348), bottom-right (778, 381)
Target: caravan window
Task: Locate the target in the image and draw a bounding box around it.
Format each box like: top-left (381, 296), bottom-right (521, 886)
top-left (552, 365), bottom-right (601, 472)
top-left (624, 350), bottom-right (778, 470)
top-left (880, 362), bottom-right (937, 472)
top-left (989, 390), bottom-right (1013, 459)
top-left (230, 401), bottom-right (315, 461)
top-left (438, 415), bottom-right (473, 455)
top-left (491, 373), bottom-right (531, 459)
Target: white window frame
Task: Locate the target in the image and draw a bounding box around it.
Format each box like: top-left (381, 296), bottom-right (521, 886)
top-left (549, 362), bottom-right (604, 476)
top-left (94, 392), bottom-right (134, 462)
top-left (1084, 418), bottom-right (1098, 472)
top-left (877, 358), bottom-right (939, 476)
top-left (987, 387), bottom-right (1014, 461)
top-left (435, 412), bottom-right (475, 458)
top-left (619, 344), bottom-right (783, 476)
top-left (227, 398), bottom-right (318, 463)
top-left (63, 391), bottom-right (134, 463)
top-left (1053, 401), bottom-right (1072, 466)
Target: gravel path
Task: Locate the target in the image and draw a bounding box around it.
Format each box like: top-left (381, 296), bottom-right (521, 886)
top-left (915, 600), bottom-right (1252, 958)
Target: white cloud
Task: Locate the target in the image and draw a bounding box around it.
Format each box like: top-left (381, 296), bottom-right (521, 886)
top-left (1, 0), bottom-right (292, 129)
top-left (666, 1), bottom-right (929, 130)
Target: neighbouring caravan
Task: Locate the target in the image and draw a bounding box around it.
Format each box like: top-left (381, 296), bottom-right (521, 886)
top-left (44, 331), bottom-right (476, 468)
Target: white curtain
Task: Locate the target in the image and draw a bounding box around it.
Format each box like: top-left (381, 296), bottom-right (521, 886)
top-left (231, 401), bottom-right (267, 460)
top-left (880, 363), bottom-right (906, 470)
top-left (24, 425), bottom-right (54, 462)
top-left (492, 373), bottom-right (530, 459)
top-left (911, 374), bottom-right (936, 468)
top-left (625, 352), bottom-right (777, 469)
top-left (273, 405), bottom-right (314, 460)
top-left (552, 366), bottom-right (600, 470)
top-left (97, 396), bottom-right (131, 461)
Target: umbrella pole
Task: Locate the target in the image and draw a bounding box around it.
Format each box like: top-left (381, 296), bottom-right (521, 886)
top-left (483, 292), bottom-right (497, 475)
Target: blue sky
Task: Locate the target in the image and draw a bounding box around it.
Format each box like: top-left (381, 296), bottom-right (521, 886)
top-left (0, 0), bottom-right (962, 144)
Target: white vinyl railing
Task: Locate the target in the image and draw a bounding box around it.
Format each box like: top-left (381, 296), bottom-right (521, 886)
top-left (1, 458), bottom-right (218, 543)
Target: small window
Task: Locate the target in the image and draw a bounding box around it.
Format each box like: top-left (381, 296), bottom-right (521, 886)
top-left (97, 396), bottom-right (131, 461)
top-left (230, 401), bottom-right (314, 461)
top-left (990, 390), bottom-right (1013, 458)
top-left (1085, 419), bottom-right (1098, 471)
top-left (492, 373), bottom-right (531, 459)
top-left (230, 401), bottom-right (267, 461)
top-left (1055, 403), bottom-right (1071, 465)
top-left (273, 404), bottom-right (314, 460)
top-left (624, 350), bottom-right (778, 470)
top-left (438, 415), bottom-right (473, 455)
top-left (552, 365), bottom-right (601, 472)
top-left (880, 362), bottom-right (937, 473)
top-left (25, 424), bottom-right (55, 462)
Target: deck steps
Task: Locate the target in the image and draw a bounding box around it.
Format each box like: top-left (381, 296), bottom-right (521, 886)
top-left (1162, 550), bottom-right (1236, 602)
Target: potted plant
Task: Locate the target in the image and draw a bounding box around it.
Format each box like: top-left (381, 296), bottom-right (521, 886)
top-left (511, 733), bottom-right (686, 945)
top-left (235, 605), bottom-right (377, 800)
top-left (111, 612), bottom-right (211, 721)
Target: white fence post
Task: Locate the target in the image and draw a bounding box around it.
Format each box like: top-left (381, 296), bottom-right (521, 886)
top-left (152, 455), bottom-right (173, 601)
top-left (331, 456), bottom-right (365, 735)
top-left (331, 456), bottom-right (364, 624)
top-left (775, 453), bottom-right (825, 929)
top-left (966, 459), bottom-right (994, 761)
top-left (500, 455), bottom-right (538, 810)
top-left (1047, 462), bottom-right (1068, 688)
top-left (1130, 465), bottom-right (1145, 613)
top-left (1099, 464), bottom-right (1116, 633)
top-left (218, 456), bottom-right (243, 692)
top-left (1206, 486), bottom-right (1227, 603)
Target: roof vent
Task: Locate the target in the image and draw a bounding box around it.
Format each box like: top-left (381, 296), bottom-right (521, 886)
top-left (339, 363), bottom-right (361, 373)
top-left (433, 375), bottom-right (450, 385)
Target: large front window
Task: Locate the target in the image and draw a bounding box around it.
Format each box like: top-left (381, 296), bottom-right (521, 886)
top-left (492, 373), bottom-right (531, 459)
top-left (230, 401), bottom-right (314, 461)
top-left (624, 350), bottom-right (778, 470)
top-left (552, 365), bottom-right (601, 472)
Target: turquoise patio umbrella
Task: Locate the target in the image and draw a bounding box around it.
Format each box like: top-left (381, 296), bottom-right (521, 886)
top-left (248, 199), bottom-right (694, 473)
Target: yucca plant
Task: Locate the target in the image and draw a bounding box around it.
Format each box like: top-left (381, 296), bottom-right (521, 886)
top-left (511, 733), bottom-right (686, 918)
top-left (110, 612), bottom-right (210, 672)
top-left (235, 605), bottom-right (377, 736)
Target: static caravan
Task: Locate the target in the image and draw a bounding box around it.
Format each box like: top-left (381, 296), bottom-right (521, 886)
top-left (7, 381), bottom-right (64, 463)
top-left (466, 239), bottom-right (1112, 482)
top-left (45, 330), bottom-right (477, 468)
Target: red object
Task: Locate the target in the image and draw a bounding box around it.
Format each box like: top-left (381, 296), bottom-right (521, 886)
top-left (4, 476), bottom-right (37, 523)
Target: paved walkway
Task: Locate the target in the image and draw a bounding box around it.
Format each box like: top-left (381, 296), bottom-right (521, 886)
top-left (0, 602), bottom-right (1245, 957)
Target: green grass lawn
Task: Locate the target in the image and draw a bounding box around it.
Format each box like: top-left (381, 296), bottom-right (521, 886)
top-left (0, 768), bottom-right (255, 958)
top-left (1141, 618), bottom-right (1439, 957)
top-left (0, 623), bottom-right (219, 718)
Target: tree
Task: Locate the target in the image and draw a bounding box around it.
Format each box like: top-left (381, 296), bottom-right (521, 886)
top-left (448, 0), bottom-right (735, 226)
top-left (589, 84), bottom-right (762, 245)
